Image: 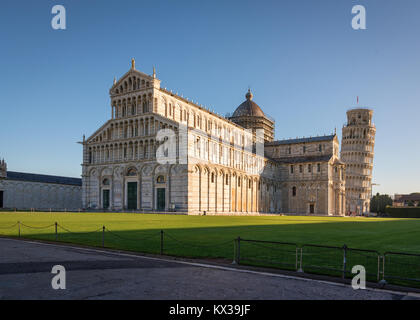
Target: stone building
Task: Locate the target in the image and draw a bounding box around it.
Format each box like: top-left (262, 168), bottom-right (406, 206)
top-left (393, 193), bottom-right (420, 207)
top-left (265, 135), bottom-right (346, 215)
top-left (0, 159), bottom-right (82, 210)
top-left (341, 109), bottom-right (376, 214)
top-left (81, 60), bottom-right (353, 215)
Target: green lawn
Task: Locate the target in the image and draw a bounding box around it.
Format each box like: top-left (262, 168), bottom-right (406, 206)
top-left (1, 212), bottom-right (420, 286)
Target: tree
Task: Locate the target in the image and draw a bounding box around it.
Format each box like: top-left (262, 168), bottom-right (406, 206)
top-left (417, 202), bottom-right (420, 207)
top-left (370, 193), bottom-right (393, 214)
top-left (408, 201), bottom-right (415, 207)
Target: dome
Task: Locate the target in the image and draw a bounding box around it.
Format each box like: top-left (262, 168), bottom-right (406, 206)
top-left (232, 89), bottom-right (265, 118)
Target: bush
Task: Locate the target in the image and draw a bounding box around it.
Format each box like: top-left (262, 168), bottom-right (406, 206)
top-left (386, 207), bottom-right (420, 218)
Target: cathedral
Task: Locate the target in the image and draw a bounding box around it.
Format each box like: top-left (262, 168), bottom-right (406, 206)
top-left (81, 60), bottom-right (375, 215)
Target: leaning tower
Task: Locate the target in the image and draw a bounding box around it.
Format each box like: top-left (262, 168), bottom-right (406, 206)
top-left (341, 109), bottom-right (376, 214)
top-left (0, 159), bottom-right (6, 179)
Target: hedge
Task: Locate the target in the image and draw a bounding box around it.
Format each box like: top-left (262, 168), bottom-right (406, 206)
top-left (386, 207), bottom-right (420, 218)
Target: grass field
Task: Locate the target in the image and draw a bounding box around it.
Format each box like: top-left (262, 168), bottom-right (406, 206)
top-left (1, 212), bottom-right (420, 286)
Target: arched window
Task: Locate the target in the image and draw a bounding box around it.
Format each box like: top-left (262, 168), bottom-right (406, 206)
top-left (225, 175), bottom-right (229, 185)
top-left (126, 168), bottom-right (137, 176)
top-left (292, 186), bottom-right (297, 197)
top-left (157, 175), bottom-right (165, 183)
top-left (211, 172), bottom-right (215, 183)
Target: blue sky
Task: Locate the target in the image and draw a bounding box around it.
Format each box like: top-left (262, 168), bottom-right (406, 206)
top-left (0, 0), bottom-right (419, 195)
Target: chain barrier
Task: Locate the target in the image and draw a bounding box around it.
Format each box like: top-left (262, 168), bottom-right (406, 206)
top-left (163, 232), bottom-right (233, 249)
top-left (105, 228), bottom-right (160, 242)
top-left (0, 222), bottom-right (18, 229)
top-left (57, 224), bottom-right (103, 234)
top-left (19, 223), bottom-right (55, 229)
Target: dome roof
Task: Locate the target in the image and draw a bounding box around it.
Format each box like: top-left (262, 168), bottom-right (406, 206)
top-left (232, 89), bottom-right (265, 117)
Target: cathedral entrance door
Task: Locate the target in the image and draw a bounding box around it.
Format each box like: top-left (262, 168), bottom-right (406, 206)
top-left (103, 190), bottom-right (110, 209)
top-left (309, 203), bottom-right (315, 214)
top-left (157, 188), bottom-right (166, 211)
top-left (127, 182), bottom-right (137, 210)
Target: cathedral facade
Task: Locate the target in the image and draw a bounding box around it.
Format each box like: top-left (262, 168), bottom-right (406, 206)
top-left (81, 60), bottom-right (373, 215)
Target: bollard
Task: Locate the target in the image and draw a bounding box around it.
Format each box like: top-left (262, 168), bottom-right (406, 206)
top-left (236, 237), bottom-right (241, 265)
top-left (160, 230), bottom-right (164, 255)
top-left (378, 255), bottom-right (387, 286)
top-left (298, 247), bottom-right (304, 272)
top-left (232, 239), bottom-right (237, 264)
top-left (102, 226), bottom-right (105, 248)
top-left (342, 244), bottom-right (348, 279)
top-left (55, 222), bottom-right (58, 241)
top-left (18, 221), bottom-right (20, 238)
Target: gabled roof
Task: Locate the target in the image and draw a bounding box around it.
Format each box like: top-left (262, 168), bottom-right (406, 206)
top-left (266, 135), bottom-right (336, 146)
top-left (6, 171), bottom-right (82, 186)
top-left (85, 119), bottom-right (112, 143)
top-left (110, 67), bottom-right (153, 92)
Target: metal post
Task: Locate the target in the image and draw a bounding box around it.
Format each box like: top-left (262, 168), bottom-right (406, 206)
top-left (102, 226), bottom-right (105, 248)
top-left (18, 221), bottom-right (20, 238)
top-left (342, 244), bottom-right (347, 279)
top-left (232, 239), bottom-right (237, 264)
top-left (236, 237), bottom-right (241, 265)
top-left (160, 230), bottom-right (164, 255)
top-left (298, 247), bottom-right (304, 272)
top-left (378, 255), bottom-right (387, 285)
top-left (55, 222), bottom-right (58, 241)
top-left (382, 255), bottom-right (385, 280)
